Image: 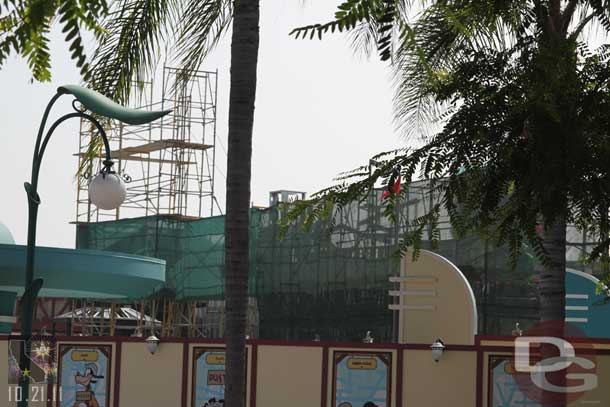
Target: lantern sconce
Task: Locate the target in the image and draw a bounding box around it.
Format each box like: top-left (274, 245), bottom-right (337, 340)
top-left (146, 334), bottom-right (160, 355)
top-left (431, 338), bottom-right (445, 362)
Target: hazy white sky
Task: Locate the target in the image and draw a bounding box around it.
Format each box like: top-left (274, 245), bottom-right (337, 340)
top-left (0, 1), bottom-right (399, 248)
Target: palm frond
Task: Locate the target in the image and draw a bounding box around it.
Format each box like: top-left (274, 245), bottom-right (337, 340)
top-left (173, 0), bottom-right (232, 74)
top-left (391, 0), bottom-right (532, 141)
top-left (87, 0), bottom-right (178, 104)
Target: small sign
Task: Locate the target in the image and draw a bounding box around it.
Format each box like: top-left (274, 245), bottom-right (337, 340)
top-left (76, 391), bottom-right (92, 401)
top-left (205, 353), bottom-right (225, 365)
top-left (347, 357), bottom-right (377, 370)
top-left (207, 370), bottom-right (225, 385)
top-left (71, 351), bottom-right (99, 362)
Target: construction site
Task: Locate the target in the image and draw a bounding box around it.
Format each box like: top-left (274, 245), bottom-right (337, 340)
top-left (19, 66), bottom-right (604, 342)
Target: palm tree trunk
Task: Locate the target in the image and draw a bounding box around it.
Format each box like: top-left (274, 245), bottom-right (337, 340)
top-left (224, 0), bottom-right (259, 406)
top-left (539, 219), bottom-right (566, 322)
top-left (539, 217), bottom-right (567, 407)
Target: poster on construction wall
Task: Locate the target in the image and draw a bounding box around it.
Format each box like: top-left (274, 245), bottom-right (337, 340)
top-left (192, 347), bottom-right (248, 407)
top-left (333, 351), bottom-right (392, 407)
top-left (58, 344), bottom-right (111, 407)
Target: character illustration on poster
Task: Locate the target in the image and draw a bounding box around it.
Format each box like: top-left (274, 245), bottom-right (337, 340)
top-left (59, 345), bottom-right (110, 407)
top-left (202, 397), bottom-right (224, 407)
top-left (193, 349), bottom-right (227, 406)
top-left (334, 352), bottom-right (391, 407)
top-left (72, 363), bottom-right (104, 407)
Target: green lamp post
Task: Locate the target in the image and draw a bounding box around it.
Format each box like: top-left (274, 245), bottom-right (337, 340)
top-left (18, 85), bottom-right (170, 407)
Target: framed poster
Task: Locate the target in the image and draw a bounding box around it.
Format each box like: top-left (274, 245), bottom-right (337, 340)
top-left (332, 351), bottom-right (392, 407)
top-left (192, 347), bottom-right (248, 407)
top-left (488, 355), bottom-right (542, 407)
top-left (57, 344), bottom-right (112, 407)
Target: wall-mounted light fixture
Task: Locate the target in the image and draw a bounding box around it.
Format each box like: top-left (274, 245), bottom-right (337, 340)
top-left (431, 338), bottom-right (445, 362)
top-left (146, 334), bottom-right (160, 355)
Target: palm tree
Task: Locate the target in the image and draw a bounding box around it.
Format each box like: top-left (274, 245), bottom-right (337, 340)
top-left (2, 1), bottom-right (260, 405)
top-left (291, 2), bottom-right (610, 404)
top-left (223, 2), bottom-right (259, 405)
top-left (88, 2), bottom-right (260, 405)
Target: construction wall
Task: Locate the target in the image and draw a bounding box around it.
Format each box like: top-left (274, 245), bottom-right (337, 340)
top-left (0, 336), bottom-right (609, 407)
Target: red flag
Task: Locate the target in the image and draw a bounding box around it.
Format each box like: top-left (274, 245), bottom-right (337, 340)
top-left (381, 168), bottom-right (401, 200)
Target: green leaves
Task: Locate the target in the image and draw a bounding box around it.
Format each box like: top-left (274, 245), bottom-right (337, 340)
top-left (0, 0), bottom-right (108, 82)
top-left (291, 0), bottom-right (404, 61)
top-left (87, 0), bottom-right (177, 104)
top-left (174, 0), bottom-right (232, 74)
top-left (58, 0), bottom-right (107, 79)
top-left (282, 33), bottom-right (610, 275)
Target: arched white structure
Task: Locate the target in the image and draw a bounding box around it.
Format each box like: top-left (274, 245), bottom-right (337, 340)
top-left (393, 250), bottom-right (478, 345)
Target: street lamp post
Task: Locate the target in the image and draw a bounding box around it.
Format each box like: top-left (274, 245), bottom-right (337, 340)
top-left (18, 85), bottom-right (170, 407)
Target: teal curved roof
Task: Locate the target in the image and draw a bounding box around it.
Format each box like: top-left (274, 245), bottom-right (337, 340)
top-left (566, 268), bottom-right (610, 339)
top-left (0, 244), bottom-right (165, 299)
top-left (0, 222), bottom-right (15, 245)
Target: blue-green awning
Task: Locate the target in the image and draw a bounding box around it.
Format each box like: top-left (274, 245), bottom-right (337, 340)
top-left (0, 243), bottom-right (165, 299)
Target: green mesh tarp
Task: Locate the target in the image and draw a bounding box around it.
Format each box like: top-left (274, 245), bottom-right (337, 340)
top-left (256, 192), bottom-right (400, 341)
top-left (254, 185), bottom-right (539, 341)
top-left (76, 180), bottom-right (600, 340)
top-left (76, 210), bottom-right (260, 300)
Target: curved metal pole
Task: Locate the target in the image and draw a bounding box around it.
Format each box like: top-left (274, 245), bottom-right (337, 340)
top-left (38, 112), bottom-right (113, 164)
top-left (18, 92), bottom-right (115, 407)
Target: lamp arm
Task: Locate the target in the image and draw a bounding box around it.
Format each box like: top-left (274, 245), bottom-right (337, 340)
top-left (30, 92), bottom-right (63, 189)
top-left (37, 112), bottom-right (113, 171)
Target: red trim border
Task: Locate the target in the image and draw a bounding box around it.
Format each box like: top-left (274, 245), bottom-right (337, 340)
top-left (475, 349), bottom-right (483, 407)
top-left (396, 349), bottom-right (403, 407)
top-left (250, 343), bottom-right (258, 407)
top-left (113, 341), bottom-right (122, 407)
top-left (321, 346), bottom-right (328, 407)
top-left (181, 343), bottom-right (189, 407)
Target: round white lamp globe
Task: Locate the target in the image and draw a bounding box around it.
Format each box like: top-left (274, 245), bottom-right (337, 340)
top-left (88, 172), bottom-right (126, 210)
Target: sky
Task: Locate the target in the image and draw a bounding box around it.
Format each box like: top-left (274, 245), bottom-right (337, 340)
top-left (0, 1), bottom-right (399, 248)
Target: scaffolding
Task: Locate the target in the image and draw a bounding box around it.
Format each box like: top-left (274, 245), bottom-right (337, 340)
top-left (71, 66), bottom-right (241, 339)
top-left (75, 66), bottom-right (220, 223)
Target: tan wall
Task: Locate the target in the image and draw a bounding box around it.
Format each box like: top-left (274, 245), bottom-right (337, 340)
top-left (0, 336), bottom-right (608, 407)
top-left (404, 349), bottom-right (477, 407)
top-left (257, 345), bottom-right (322, 407)
top-left (400, 250), bottom-right (477, 345)
top-left (119, 341), bottom-right (183, 406)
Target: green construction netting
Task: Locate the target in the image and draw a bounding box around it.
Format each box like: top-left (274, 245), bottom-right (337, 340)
top-left (76, 210), bottom-right (260, 300)
top-left (75, 180), bottom-right (602, 341)
top-left (254, 184), bottom-right (538, 341)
